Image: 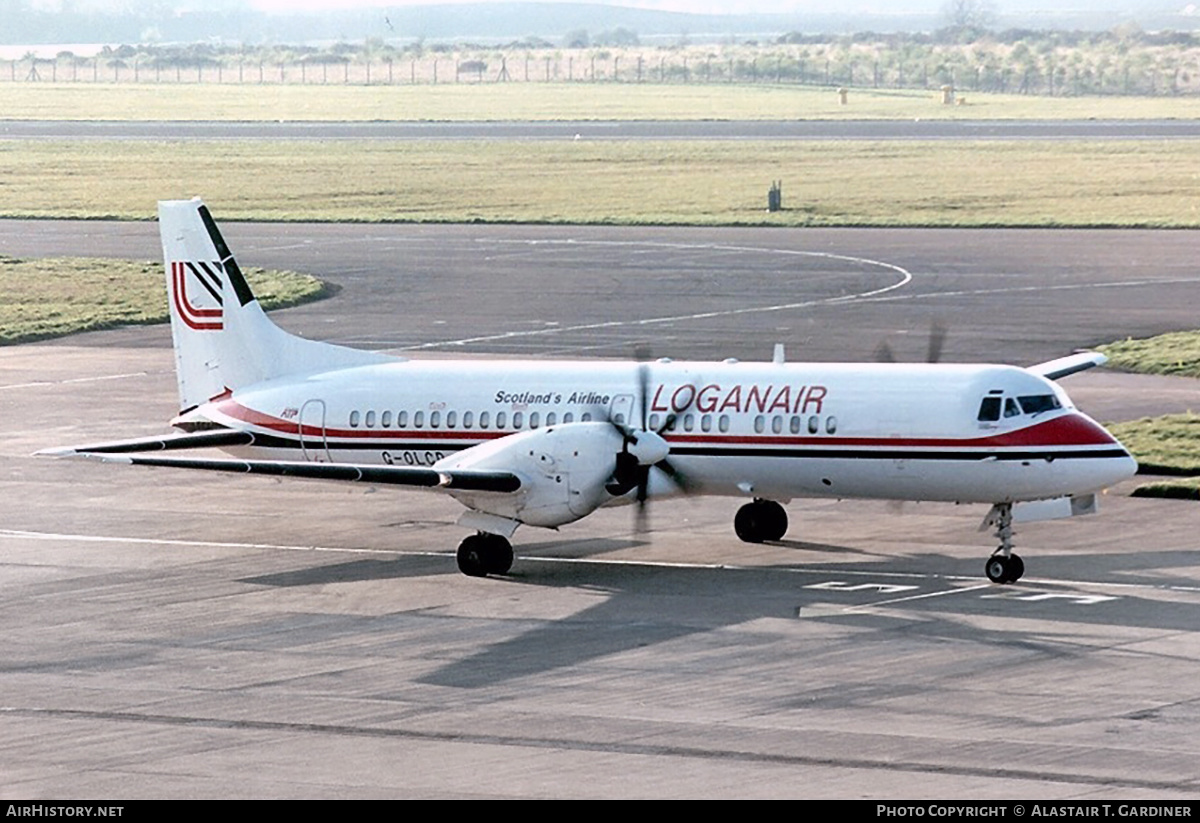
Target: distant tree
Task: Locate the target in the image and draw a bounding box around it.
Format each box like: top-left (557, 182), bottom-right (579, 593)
top-left (564, 29), bottom-right (589, 49)
top-left (938, 0), bottom-right (996, 43)
top-left (593, 27), bottom-right (638, 47)
top-left (942, 0), bottom-right (996, 30)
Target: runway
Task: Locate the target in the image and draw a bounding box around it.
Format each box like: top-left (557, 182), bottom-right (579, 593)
top-left (2, 221), bottom-right (1200, 797)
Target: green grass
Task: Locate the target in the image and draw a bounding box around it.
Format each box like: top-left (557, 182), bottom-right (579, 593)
top-left (0, 256), bottom-right (327, 345)
top-left (3, 139), bottom-right (1200, 227)
top-left (1108, 413), bottom-right (1200, 475)
top-left (4, 82), bottom-right (1200, 122)
top-left (1098, 332), bottom-right (1200, 379)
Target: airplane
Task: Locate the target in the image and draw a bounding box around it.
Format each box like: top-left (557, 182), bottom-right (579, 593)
top-left (40, 198), bottom-right (1139, 583)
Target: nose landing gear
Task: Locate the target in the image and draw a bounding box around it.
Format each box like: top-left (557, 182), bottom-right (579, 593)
top-left (982, 502), bottom-right (1024, 584)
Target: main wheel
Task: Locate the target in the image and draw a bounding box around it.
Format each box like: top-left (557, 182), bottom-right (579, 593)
top-left (734, 500), bottom-right (788, 543)
top-left (483, 534), bottom-right (514, 575)
top-left (457, 534), bottom-right (491, 577)
top-left (759, 500), bottom-right (788, 541)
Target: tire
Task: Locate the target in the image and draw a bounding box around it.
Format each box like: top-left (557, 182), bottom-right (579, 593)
top-left (735, 503), bottom-right (765, 543)
top-left (760, 500), bottom-right (788, 541)
top-left (985, 555), bottom-right (1009, 584)
top-left (1006, 553), bottom-right (1024, 583)
top-left (735, 500), bottom-right (788, 543)
top-left (456, 534), bottom-right (491, 577)
top-left (484, 535), bottom-right (514, 575)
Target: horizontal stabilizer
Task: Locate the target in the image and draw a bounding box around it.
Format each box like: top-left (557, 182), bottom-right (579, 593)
top-left (67, 453), bottom-right (523, 493)
top-left (1027, 351), bottom-right (1107, 381)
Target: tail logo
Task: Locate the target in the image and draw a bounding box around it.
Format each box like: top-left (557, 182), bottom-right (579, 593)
top-left (171, 261), bottom-right (225, 331)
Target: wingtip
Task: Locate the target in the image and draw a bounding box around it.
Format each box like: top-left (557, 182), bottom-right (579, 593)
top-left (34, 446), bottom-right (76, 458)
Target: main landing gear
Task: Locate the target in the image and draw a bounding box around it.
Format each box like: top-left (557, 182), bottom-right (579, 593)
top-left (983, 502), bottom-right (1025, 584)
top-left (734, 498), bottom-right (789, 543)
top-left (456, 532), bottom-right (514, 577)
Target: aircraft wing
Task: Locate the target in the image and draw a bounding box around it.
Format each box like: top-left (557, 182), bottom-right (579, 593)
top-left (37, 429), bottom-right (258, 457)
top-left (1027, 351), bottom-right (1107, 381)
top-left (57, 452), bottom-right (523, 493)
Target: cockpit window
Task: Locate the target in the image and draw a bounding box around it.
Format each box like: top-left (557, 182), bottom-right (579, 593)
top-left (977, 397), bottom-right (1001, 422)
top-left (1018, 394), bottom-right (1062, 416)
top-left (1004, 398), bottom-right (1021, 418)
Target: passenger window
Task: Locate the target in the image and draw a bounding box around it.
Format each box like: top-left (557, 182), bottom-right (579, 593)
top-left (977, 397), bottom-right (1001, 422)
top-left (701, 414), bottom-right (712, 433)
top-left (349, 410), bottom-right (361, 428)
top-left (649, 413), bottom-right (661, 430)
top-left (463, 411), bottom-right (473, 429)
top-left (772, 415), bottom-right (783, 434)
top-left (446, 411), bottom-right (457, 429)
top-left (826, 416), bottom-right (838, 434)
top-left (398, 410), bottom-right (408, 428)
top-left (581, 412), bottom-right (592, 422)
top-left (719, 415), bottom-right (730, 433)
top-left (684, 414), bottom-right (694, 432)
top-left (414, 411), bottom-right (425, 428)
top-left (808, 415), bottom-right (819, 434)
top-left (430, 411), bottom-right (441, 428)
top-left (365, 410), bottom-right (376, 428)
top-left (754, 415), bottom-right (765, 434)
top-left (513, 412), bottom-right (524, 429)
top-left (546, 412), bottom-right (557, 426)
top-left (479, 411), bottom-right (490, 429)
top-left (529, 412), bottom-right (539, 429)
top-left (790, 415), bottom-right (801, 434)
top-left (563, 413), bottom-right (574, 424)
top-left (381, 410), bottom-right (392, 428)
top-left (496, 412), bottom-right (507, 429)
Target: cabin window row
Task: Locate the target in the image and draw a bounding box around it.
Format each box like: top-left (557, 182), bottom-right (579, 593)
top-left (347, 409), bottom-right (599, 430)
top-left (347, 408), bottom-right (835, 435)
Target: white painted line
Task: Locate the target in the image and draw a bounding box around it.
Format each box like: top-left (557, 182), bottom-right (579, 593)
top-left (404, 241), bottom-right (914, 350)
top-left (4, 527), bottom-right (1199, 596)
top-left (0, 371), bottom-right (151, 391)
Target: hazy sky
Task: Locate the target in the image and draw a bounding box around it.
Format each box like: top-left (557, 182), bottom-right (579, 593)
top-left (244, 0), bottom-right (947, 15)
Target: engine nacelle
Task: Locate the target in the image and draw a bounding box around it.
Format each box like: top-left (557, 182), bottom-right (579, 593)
top-left (433, 422), bottom-right (628, 528)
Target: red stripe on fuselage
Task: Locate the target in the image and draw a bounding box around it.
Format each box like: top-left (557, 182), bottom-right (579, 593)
top-left (208, 400), bottom-right (1118, 450)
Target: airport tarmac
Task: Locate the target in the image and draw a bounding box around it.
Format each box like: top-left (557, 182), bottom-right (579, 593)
top-left (2, 222), bottom-right (1200, 798)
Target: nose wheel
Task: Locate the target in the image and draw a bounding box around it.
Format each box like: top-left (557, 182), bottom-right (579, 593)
top-left (982, 502), bottom-right (1024, 584)
top-left (985, 551), bottom-right (1024, 584)
top-left (457, 532), bottom-right (514, 577)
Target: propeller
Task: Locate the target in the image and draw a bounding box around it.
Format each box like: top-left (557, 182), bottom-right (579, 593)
top-left (874, 321), bottom-right (948, 515)
top-left (874, 320), bottom-right (949, 364)
top-left (598, 349), bottom-right (695, 533)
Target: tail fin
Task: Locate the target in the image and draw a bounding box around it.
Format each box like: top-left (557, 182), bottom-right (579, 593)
top-left (160, 198), bottom-right (392, 413)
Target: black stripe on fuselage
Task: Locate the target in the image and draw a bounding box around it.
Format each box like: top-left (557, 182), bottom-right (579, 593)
top-left (234, 433), bottom-right (1128, 463)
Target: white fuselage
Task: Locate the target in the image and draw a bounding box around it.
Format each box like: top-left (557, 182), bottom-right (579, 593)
top-left (186, 358), bottom-right (1136, 507)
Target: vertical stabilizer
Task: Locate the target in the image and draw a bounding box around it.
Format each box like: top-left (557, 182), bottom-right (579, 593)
top-left (160, 198), bottom-right (392, 413)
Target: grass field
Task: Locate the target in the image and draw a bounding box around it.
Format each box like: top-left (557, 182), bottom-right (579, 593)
top-left (0, 256), bottom-right (326, 345)
top-left (1096, 333), bottom-right (1200, 496)
top-left (2, 138), bottom-right (1199, 227)
top-left (1099, 332), bottom-right (1200, 379)
top-left (3, 82), bottom-right (1200, 122)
